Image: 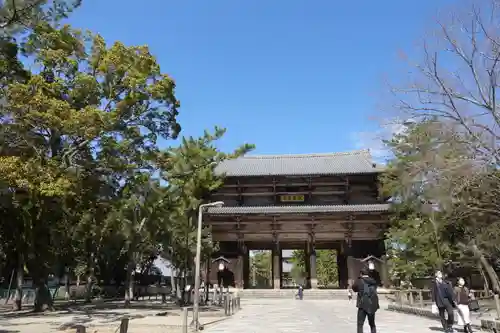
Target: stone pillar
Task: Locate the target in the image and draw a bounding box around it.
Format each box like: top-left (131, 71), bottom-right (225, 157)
top-left (272, 243), bottom-right (281, 289)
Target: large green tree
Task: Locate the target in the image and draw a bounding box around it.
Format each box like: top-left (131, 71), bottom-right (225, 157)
top-left (0, 22), bottom-right (180, 310)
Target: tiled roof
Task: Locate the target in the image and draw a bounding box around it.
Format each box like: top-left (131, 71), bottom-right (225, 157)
top-left (214, 150), bottom-right (384, 177)
top-left (206, 204), bottom-right (390, 215)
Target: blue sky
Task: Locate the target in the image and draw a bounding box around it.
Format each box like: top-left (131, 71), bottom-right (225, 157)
top-left (68, 0), bottom-right (452, 157)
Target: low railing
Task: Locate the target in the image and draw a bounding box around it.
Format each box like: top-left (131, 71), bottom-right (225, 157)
top-left (70, 293), bottom-right (242, 332)
top-left (390, 288), bottom-right (500, 320)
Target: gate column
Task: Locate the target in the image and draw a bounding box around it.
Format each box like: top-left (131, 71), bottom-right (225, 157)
top-left (308, 232), bottom-right (318, 289)
top-left (272, 234), bottom-right (281, 289)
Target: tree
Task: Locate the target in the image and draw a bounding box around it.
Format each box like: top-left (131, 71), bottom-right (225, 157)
top-left (385, 0), bottom-right (500, 290)
top-left (316, 250), bottom-right (338, 287)
top-left (0, 0), bottom-right (81, 33)
top-left (289, 250), bottom-right (306, 285)
top-left (0, 22), bottom-right (180, 310)
top-left (289, 249), bottom-right (339, 287)
top-left (157, 127), bottom-right (254, 299)
top-left (249, 251), bottom-right (271, 287)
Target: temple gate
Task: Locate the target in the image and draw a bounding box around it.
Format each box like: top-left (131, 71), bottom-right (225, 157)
top-left (204, 150), bottom-right (390, 289)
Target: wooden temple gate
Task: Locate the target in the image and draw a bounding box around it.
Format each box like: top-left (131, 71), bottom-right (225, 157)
top-left (203, 150), bottom-right (391, 289)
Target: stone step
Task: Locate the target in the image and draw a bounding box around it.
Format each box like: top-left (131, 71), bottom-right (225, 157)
top-left (240, 289), bottom-right (349, 299)
top-left (239, 288), bottom-right (394, 299)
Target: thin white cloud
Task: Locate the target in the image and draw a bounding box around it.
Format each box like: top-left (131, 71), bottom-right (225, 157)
top-left (351, 121), bottom-right (407, 164)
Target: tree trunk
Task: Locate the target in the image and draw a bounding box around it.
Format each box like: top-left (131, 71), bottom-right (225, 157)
top-left (124, 262), bottom-right (134, 307)
top-left (478, 261), bottom-right (490, 294)
top-left (33, 279), bottom-right (54, 312)
top-left (175, 269), bottom-right (182, 302)
top-left (170, 266), bottom-right (176, 296)
top-left (64, 273), bottom-right (70, 301)
top-left (472, 244), bottom-right (500, 293)
top-left (84, 252), bottom-right (95, 303)
top-left (13, 254), bottom-right (23, 311)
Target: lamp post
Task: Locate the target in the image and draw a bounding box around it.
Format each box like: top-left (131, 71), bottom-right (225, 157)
top-left (192, 201), bottom-right (224, 330)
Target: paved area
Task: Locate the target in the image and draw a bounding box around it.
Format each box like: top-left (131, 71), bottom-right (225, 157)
top-left (0, 301), bottom-right (225, 333)
top-left (205, 299), bottom-right (483, 333)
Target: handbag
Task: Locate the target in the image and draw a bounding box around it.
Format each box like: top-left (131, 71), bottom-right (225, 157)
top-left (468, 299), bottom-right (480, 311)
top-left (431, 303), bottom-right (439, 314)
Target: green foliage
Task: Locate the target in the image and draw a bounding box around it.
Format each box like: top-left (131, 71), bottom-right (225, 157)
top-left (289, 249), bottom-right (339, 287)
top-left (0, 10), bottom-right (254, 310)
top-left (249, 251), bottom-right (271, 287)
top-left (0, 0), bottom-right (81, 35)
top-left (157, 127), bottom-right (254, 273)
top-left (316, 250), bottom-right (338, 287)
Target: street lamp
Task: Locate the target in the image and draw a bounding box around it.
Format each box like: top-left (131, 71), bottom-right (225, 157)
top-left (192, 201), bottom-right (224, 330)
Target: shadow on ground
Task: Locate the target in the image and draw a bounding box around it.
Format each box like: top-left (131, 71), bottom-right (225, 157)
top-left (428, 326), bottom-right (444, 331)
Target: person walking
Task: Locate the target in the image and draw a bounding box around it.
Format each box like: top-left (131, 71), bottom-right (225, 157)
top-left (454, 277), bottom-right (473, 333)
top-left (432, 270), bottom-right (456, 333)
top-left (352, 267), bottom-right (379, 333)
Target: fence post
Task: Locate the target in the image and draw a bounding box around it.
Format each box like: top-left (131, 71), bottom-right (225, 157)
top-left (182, 307), bottom-right (189, 333)
top-left (119, 317), bottom-right (129, 333)
top-left (494, 294), bottom-right (500, 320)
top-left (409, 290), bottom-right (414, 305)
top-left (224, 294), bottom-right (230, 316)
top-left (418, 290), bottom-right (424, 308)
top-left (75, 325), bottom-right (86, 333)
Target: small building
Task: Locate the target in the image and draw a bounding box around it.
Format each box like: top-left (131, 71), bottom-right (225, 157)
top-left (204, 150), bottom-right (390, 289)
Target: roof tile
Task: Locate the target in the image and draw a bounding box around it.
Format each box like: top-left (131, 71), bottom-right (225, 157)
top-left (215, 150), bottom-right (383, 177)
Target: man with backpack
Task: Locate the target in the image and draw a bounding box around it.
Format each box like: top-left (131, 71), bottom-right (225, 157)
top-left (351, 267), bottom-right (380, 333)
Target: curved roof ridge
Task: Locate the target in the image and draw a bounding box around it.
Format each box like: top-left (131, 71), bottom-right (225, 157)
top-left (238, 149), bottom-right (371, 159)
top-left (215, 149), bottom-right (382, 176)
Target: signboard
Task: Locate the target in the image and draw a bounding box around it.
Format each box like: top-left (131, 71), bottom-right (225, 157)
top-left (280, 195), bottom-right (305, 202)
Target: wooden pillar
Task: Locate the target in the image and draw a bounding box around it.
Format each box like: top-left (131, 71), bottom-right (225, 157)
top-left (236, 240), bottom-right (246, 289)
top-left (337, 252), bottom-right (348, 289)
top-left (308, 233), bottom-right (318, 289)
top-left (272, 240), bottom-right (281, 289)
top-left (344, 221), bottom-right (355, 287)
top-left (243, 247), bottom-right (250, 289)
top-left (304, 243), bottom-right (311, 288)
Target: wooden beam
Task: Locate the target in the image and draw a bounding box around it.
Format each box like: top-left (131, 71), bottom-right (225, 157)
top-left (207, 219), bottom-right (387, 225)
top-left (221, 181), bottom-right (349, 188)
top-left (211, 190), bottom-right (346, 197)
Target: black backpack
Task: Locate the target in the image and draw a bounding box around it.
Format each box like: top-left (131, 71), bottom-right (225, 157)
top-left (360, 281), bottom-right (376, 308)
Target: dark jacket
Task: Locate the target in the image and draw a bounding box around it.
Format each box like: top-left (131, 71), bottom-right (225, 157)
top-left (432, 280), bottom-right (455, 308)
top-left (368, 269), bottom-right (381, 286)
top-left (352, 276), bottom-right (379, 313)
top-left (454, 286), bottom-right (470, 305)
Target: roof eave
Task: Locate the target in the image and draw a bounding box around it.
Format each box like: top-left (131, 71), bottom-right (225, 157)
top-left (214, 170), bottom-right (386, 177)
